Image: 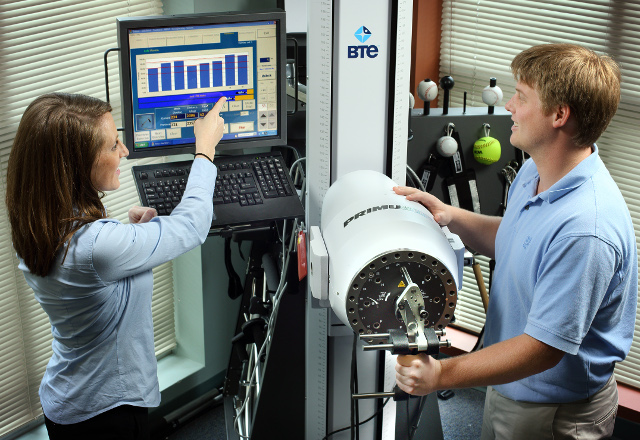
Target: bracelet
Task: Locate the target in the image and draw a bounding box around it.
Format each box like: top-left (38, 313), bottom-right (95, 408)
top-left (194, 152), bottom-right (213, 163)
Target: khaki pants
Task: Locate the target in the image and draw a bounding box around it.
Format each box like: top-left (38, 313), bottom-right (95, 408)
top-left (481, 375), bottom-right (618, 440)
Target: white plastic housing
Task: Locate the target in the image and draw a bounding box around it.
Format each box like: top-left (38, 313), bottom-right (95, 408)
top-left (321, 170), bottom-right (461, 332)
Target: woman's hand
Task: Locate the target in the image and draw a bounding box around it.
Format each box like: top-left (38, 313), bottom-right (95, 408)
top-left (128, 206), bottom-right (157, 224)
top-left (193, 96), bottom-right (226, 160)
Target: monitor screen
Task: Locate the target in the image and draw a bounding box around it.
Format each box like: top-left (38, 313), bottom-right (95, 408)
top-left (117, 10), bottom-right (287, 159)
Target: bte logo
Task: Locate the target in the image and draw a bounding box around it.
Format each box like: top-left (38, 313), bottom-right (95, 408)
top-left (354, 26), bottom-right (371, 43)
top-left (348, 26), bottom-right (379, 59)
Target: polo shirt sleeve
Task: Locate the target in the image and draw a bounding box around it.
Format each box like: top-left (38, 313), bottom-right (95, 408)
top-left (92, 159), bottom-right (216, 282)
top-left (524, 234), bottom-right (619, 355)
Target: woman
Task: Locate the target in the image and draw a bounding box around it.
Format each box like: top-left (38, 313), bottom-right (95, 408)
top-left (5, 93), bottom-right (225, 439)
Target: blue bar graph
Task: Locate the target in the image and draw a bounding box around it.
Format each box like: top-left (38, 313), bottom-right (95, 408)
top-left (212, 61), bottom-right (223, 87)
top-left (225, 55), bottom-right (235, 86)
top-left (161, 63), bottom-right (171, 91)
top-left (150, 53), bottom-right (248, 93)
top-left (148, 68), bottom-right (159, 92)
top-left (200, 63), bottom-right (210, 88)
top-left (238, 55), bottom-right (248, 85)
top-left (187, 66), bottom-right (197, 89)
top-left (174, 61), bottom-right (185, 90)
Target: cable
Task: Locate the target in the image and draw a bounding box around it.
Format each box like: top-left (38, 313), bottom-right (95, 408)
top-left (281, 219), bottom-right (287, 273)
top-left (278, 144), bottom-right (301, 161)
top-left (406, 164), bottom-right (426, 192)
top-left (224, 236), bottom-right (244, 299)
top-left (407, 395), bottom-right (428, 440)
top-left (350, 335), bottom-right (360, 440)
top-left (289, 156), bottom-right (306, 189)
top-left (297, 174), bottom-right (307, 204)
top-left (231, 193), bottom-right (304, 436)
top-left (232, 217), bottom-right (301, 437)
top-left (290, 157), bottom-right (306, 178)
top-left (233, 337), bottom-right (269, 439)
top-left (322, 397), bottom-right (392, 440)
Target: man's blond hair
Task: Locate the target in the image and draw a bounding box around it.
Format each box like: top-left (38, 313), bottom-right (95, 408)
top-left (511, 43), bottom-right (621, 147)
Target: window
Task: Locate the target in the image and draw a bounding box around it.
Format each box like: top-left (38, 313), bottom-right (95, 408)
top-left (0, 1), bottom-right (174, 437)
top-left (440, 0), bottom-right (640, 388)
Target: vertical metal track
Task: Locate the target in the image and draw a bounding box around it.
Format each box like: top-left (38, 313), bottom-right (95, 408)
top-left (390, 0), bottom-right (413, 185)
top-left (305, 0), bottom-right (332, 438)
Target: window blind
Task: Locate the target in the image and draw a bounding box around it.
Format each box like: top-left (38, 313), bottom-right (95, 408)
top-left (0, 1), bottom-right (171, 437)
top-left (440, 0), bottom-right (640, 389)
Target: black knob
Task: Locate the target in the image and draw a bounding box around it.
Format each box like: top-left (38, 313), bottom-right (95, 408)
top-left (440, 76), bottom-right (455, 90)
top-left (440, 76), bottom-right (454, 115)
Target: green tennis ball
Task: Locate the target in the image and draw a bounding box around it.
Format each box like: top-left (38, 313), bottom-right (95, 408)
top-left (473, 136), bottom-right (501, 165)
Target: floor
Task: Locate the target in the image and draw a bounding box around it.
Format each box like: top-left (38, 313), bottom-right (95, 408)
top-left (165, 387), bottom-right (486, 440)
top-left (164, 386), bottom-right (640, 439)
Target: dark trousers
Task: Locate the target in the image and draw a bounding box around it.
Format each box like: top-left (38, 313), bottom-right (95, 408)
top-left (44, 405), bottom-right (149, 440)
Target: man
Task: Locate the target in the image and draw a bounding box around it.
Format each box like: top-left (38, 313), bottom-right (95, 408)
top-left (394, 44), bottom-right (637, 439)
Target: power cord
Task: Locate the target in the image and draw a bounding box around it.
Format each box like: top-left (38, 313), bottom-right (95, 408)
top-left (350, 335), bottom-right (360, 440)
top-left (224, 236), bottom-right (243, 299)
top-left (322, 397), bottom-right (391, 440)
top-left (406, 395), bottom-right (428, 440)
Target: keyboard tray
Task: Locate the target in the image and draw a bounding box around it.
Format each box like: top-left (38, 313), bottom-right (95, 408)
top-left (131, 151), bottom-right (305, 233)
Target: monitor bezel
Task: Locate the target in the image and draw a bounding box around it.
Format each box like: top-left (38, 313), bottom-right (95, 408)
top-left (116, 9), bottom-right (287, 159)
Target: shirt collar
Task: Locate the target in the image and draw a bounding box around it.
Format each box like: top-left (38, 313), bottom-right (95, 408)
top-left (531, 144), bottom-right (601, 204)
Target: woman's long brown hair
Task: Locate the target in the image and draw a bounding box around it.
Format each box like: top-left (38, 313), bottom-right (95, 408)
top-left (6, 93), bottom-right (113, 277)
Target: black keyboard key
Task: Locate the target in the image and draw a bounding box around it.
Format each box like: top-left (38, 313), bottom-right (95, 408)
top-left (263, 190), bottom-right (278, 198)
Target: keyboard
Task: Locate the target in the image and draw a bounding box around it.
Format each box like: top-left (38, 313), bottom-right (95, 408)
top-left (131, 151), bottom-right (305, 233)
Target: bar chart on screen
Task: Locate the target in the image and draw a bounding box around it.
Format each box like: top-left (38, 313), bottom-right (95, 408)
top-left (136, 50), bottom-right (253, 97)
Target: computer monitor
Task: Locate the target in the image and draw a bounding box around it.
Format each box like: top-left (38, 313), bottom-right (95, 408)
top-left (117, 10), bottom-right (287, 159)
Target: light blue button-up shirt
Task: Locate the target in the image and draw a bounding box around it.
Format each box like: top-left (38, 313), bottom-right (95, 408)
top-left (486, 146), bottom-right (637, 403)
top-left (19, 158), bottom-right (216, 424)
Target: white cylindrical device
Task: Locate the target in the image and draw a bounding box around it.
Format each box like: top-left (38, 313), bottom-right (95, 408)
top-left (321, 170), bottom-right (459, 337)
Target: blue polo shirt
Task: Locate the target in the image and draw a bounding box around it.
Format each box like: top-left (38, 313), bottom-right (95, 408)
top-left (485, 145), bottom-right (637, 403)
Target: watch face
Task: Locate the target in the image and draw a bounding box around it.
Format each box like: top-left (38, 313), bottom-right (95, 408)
top-left (346, 250), bottom-right (457, 343)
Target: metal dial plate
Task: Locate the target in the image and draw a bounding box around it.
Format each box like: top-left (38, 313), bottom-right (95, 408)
top-left (344, 250), bottom-right (457, 343)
